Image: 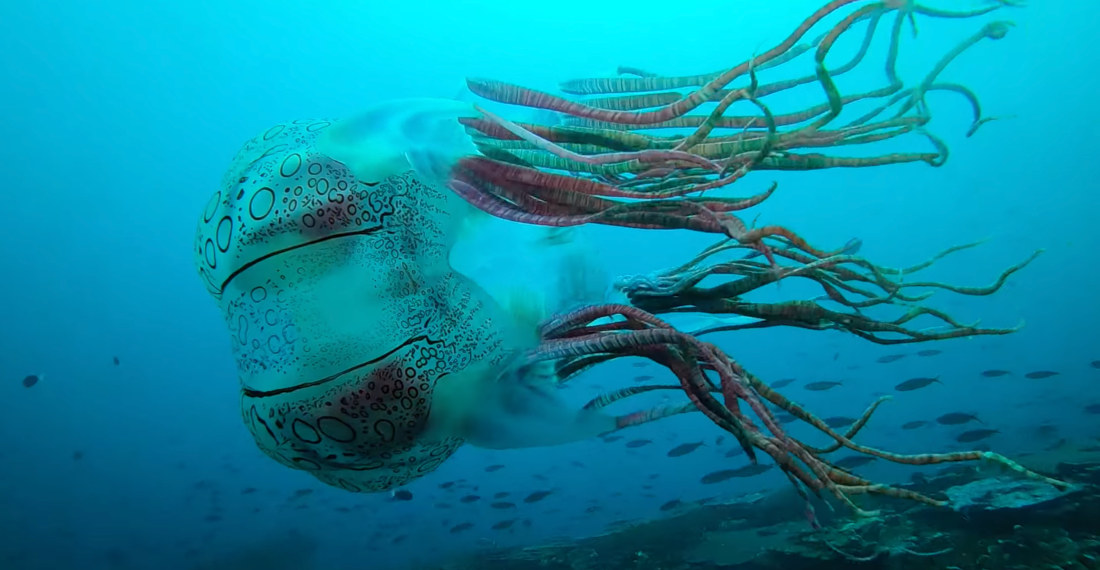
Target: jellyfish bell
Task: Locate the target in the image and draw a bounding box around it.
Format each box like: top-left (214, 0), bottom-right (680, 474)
top-left (195, 101), bottom-right (612, 492)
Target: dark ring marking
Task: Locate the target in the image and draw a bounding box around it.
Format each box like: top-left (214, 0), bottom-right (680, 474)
top-left (417, 456), bottom-right (446, 473)
top-left (318, 416), bottom-right (356, 442)
top-left (291, 419), bottom-right (322, 444)
top-left (216, 216), bottom-right (233, 252)
top-left (291, 457), bottom-right (321, 470)
top-left (249, 187), bottom-right (276, 220)
top-left (280, 153), bottom-right (302, 178)
top-left (258, 144), bottom-right (289, 160)
top-left (204, 239), bottom-right (216, 268)
top-left (236, 315), bottom-right (248, 344)
top-left (263, 124), bottom-right (285, 140)
top-left (336, 478), bottom-right (361, 492)
top-left (203, 191), bottom-right (221, 223)
top-left (374, 419), bottom-right (396, 443)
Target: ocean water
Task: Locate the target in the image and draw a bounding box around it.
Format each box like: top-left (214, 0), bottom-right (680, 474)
top-left (1, 1), bottom-right (1098, 569)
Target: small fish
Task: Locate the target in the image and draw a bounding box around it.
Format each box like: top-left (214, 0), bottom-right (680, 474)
top-left (955, 429), bottom-right (999, 443)
top-left (771, 378), bottom-right (796, 389)
top-left (1083, 403), bottom-right (1100, 415)
top-left (524, 490), bottom-right (553, 503)
top-left (916, 349), bottom-right (942, 357)
top-left (980, 369), bottom-right (1011, 378)
top-left (659, 499), bottom-right (682, 512)
top-left (1091, 360), bottom-right (1100, 369)
top-left (895, 376), bottom-right (941, 392)
top-left (625, 439), bottom-right (653, 448)
top-left (449, 522), bottom-right (474, 534)
top-left (631, 362), bottom-right (648, 368)
top-left (805, 381), bottom-right (842, 391)
top-left (204, 515), bottom-right (222, 523)
top-left (490, 501), bottom-right (516, 509)
top-left (391, 490), bottom-right (414, 501)
top-left (493, 491), bottom-right (510, 499)
top-left (570, 460), bottom-right (585, 468)
top-left (876, 354), bottom-right (906, 364)
top-left (1034, 424), bottom-right (1059, 437)
top-left (112, 356), bottom-right (120, 366)
top-left (585, 505), bottom-right (602, 513)
top-left (775, 413), bottom-right (798, 424)
top-left (392, 535), bottom-right (408, 544)
top-left (842, 237), bottom-right (863, 255)
top-left (700, 464), bottom-right (773, 484)
top-left (666, 442), bottom-right (704, 457)
top-left (823, 416), bottom-right (856, 429)
top-left (485, 464), bottom-right (506, 472)
top-left (439, 481), bottom-right (457, 489)
top-left (633, 375), bottom-right (654, 383)
top-left (936, 412), bottom-right (982, 425)
top-left (241, 487), bottom-right (256, 495)
top-left (291, 489), bottom-right (313, 499)
top-left (937, 464), bottom-right (974, 476)
top-left (1044, 438), bottom-right (1068, 452)
top-left (433, 502), bottom-right (452, 509)
top-left (724, 447), bottom-right (745, 458)
top-left (833, 456), bottom-right (877, 469)
top-left (715, 436), bottom-right (725, 445)
top-left (459, 495), bottom-right (480, 503)
top-left (1024, 370), bottom-right (1059, 379)
top-left (72, 451), bottom-right (84, 461)
top-left (901, 420), bottom-right (929, 430)
top-left (22, 374), bottom-right (39, 388)
top-left (491, 519), bottom-right (517, 530)
top-left (833, 352), bottom-right (840, 361)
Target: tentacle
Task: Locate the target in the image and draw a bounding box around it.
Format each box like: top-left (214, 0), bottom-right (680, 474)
top-left (442, 0), bottom-right (1046, 522)
top-left (527, 304), bottom-right (1064, 523)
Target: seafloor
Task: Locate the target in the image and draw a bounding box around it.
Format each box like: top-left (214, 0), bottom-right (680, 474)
top-left (436, 450), bottom-right (1100, 570)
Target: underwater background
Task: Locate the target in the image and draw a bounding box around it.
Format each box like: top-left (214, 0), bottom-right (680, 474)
top-left (1, 1), bottom-right (1099, 569)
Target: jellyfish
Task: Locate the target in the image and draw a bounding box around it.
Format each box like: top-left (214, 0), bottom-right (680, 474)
top-left (196, 0), bottom-right (1061, 516)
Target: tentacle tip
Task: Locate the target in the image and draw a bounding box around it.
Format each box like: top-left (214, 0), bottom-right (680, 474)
top-left (985, 21), bottom-right (1015, 40)
top-left (465, 77), bottom-right (491, 90)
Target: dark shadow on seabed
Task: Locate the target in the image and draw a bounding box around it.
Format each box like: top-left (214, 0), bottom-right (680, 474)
top-left (436, 449), bottom-right (1100, 570)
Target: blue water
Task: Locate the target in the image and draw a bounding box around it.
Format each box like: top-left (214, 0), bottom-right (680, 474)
top-left (1, 1), bottom-right (1098, 569)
